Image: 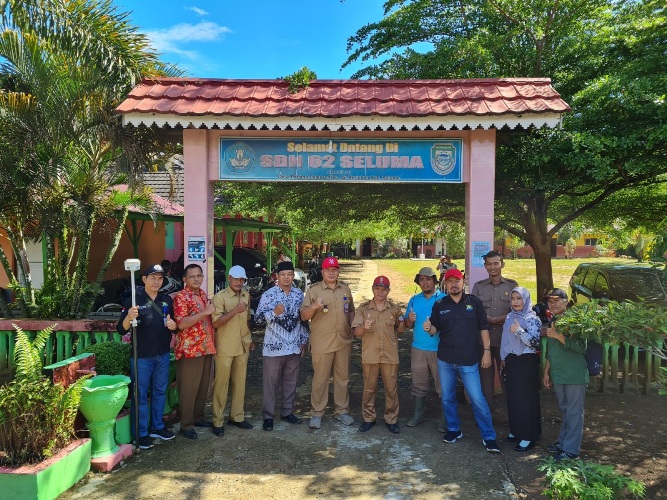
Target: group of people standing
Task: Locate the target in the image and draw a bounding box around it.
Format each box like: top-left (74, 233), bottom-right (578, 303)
top-left (118, 251), bottom-right (588, 460)
top-left (118, 262), bottom-right (256, 448)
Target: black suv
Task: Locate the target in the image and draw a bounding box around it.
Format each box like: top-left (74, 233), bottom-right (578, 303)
top-left (569, 263), bottom-right (667, 305)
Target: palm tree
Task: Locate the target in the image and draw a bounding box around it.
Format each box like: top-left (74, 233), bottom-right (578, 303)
top-left (0, 0), bottom-right (182, 318)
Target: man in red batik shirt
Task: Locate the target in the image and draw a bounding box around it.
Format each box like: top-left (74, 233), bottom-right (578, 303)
top-left (173, 263), bottom-right (216, 439)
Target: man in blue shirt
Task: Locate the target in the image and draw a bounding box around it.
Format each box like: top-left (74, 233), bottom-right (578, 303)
top-left (403, 267), bottom-right (445, 431)
top-left (424, 268), bottom-right (500, 453)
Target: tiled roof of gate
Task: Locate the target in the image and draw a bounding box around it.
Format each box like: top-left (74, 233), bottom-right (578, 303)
top-left (116, 78), bottom-right (570, 118)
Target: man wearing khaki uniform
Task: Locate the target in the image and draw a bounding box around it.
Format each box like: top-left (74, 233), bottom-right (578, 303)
top-left (471, 250), bottom-right (517, 411)
top-left (352, 276), bottom-right (405, 434)
top-left (211, 265), bottom-right (254, 436)
top-left (300, 257), bottom-right (355, 429)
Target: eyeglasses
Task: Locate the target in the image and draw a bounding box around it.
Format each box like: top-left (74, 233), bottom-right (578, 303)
top-left (187, 274), bottom-right (204, 279)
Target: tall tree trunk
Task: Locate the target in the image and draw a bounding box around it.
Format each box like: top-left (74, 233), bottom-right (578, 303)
top-left (520, 194), bottom-right (555, 300)
top-left (532, 242), bottom-right (554, 300)
top-left (69, 209), bottom-right (95, 318)
top-left (7, 227), bottom-right (32, 315)
top-left (0, 246), bottom-right (13, 317)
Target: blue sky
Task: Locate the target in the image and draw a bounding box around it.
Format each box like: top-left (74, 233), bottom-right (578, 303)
top-left (112, 0), bottom-right (389, 79)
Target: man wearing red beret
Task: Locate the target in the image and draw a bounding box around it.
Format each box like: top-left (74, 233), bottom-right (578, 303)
top-left (352, 276), bottom-right (405, 434)
top-left (300, 257), bottom-right (355, 429)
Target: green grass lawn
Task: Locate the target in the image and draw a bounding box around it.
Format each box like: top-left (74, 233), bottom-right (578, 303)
top-left (376, 256), bottom-right (636, 304)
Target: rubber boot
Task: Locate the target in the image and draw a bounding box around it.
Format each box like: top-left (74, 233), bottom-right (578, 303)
top-left (406, 396), bottom-right (425, 427)
top-left (437, 405), bottom-right (447, 433)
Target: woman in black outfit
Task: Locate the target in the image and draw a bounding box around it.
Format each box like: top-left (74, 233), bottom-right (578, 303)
top-left (500, 286), bottom-right (542, 451)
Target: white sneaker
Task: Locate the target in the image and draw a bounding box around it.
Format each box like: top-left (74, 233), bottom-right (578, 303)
top-left (337, 413), bottom-right (355, 426)
top-left (309, 416), bottom-right (322, 429)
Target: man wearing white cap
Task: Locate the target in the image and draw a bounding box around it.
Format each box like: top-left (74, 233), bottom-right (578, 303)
top-left (211, 265), bottom-right (254, 435)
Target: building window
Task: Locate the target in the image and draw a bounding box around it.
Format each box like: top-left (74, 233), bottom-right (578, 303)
top-left (585, 238), bottom-right (598, 246)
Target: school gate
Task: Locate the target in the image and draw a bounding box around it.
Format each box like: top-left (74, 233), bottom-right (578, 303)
top-left (117, 78), bottom-right (569, 291)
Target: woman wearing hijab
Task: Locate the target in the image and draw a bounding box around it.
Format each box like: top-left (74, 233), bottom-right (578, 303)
top-left (500, 286), bottom-right (542, 451)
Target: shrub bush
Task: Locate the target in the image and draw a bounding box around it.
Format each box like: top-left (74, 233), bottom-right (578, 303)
top-left (84, 341), bottom-right (131, 376)
top-left (539, 457), bottom-right (645, 499)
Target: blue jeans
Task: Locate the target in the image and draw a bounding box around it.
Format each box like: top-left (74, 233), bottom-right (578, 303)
top-left (438, 359), bottom-right (496, 441)
top-left (130, 352), bottom-right (170, 438)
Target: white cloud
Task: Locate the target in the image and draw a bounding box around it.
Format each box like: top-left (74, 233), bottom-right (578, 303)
top-left (187, 6), bottom-right (209, 16)
top-left (145, 21), bottom-right (231, 57)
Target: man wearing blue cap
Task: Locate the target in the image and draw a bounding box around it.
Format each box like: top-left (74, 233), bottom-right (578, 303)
top-left (117, 263), bottom-right (178, 449)
top-left (211, 265), bottom-right (254, 435)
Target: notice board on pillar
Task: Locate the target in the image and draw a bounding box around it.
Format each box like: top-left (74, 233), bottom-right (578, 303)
top-left (219, 138), bottom-right (462, 183)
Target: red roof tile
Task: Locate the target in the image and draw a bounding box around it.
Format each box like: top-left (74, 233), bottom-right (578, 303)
top-left (116, 78), bottom-right (570, 119)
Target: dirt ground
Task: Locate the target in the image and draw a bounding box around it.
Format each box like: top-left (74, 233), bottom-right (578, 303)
top-left (62, 260), bottom-right (667, 499)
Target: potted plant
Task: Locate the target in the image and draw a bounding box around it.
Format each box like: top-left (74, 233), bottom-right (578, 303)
top-left (79, 375), bottom-right (131, 458)
top-left (557, 300), bottom-right (667, 355)
top-left (557, 300), bottom-right (667, 392)
top-left (0, 324), bottom-right (91, 500)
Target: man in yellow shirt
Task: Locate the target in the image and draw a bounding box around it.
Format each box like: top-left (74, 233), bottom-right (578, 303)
top-left (211, 265), bottom-right (254, 436)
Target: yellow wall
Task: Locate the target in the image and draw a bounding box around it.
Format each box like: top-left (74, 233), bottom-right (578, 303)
top-left (575, 233), bottom-right (604, 246)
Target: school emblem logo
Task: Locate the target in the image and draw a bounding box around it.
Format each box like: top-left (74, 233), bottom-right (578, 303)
top-left (431, 143), bottom-right (457, 176)
top-left (223, 142), bottom-right (255, 173)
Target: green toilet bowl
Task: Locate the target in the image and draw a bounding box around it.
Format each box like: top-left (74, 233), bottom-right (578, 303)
top-left (80, 375), bottom-right (130, 458)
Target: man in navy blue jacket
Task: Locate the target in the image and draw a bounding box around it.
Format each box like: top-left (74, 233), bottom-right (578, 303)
top-left (423, 268), bottom-right (500, 453)
top-left (118, 263), bottom-right (178, 449)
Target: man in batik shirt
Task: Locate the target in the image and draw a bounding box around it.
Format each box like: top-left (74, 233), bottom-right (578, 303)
top-left (256, 261), bottom-right (309, 431)
top-left (173, 264), bottom-right (216, 439)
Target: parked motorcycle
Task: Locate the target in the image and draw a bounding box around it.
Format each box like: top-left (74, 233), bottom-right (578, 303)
top-left (307, 257), bottom-right (323, 285)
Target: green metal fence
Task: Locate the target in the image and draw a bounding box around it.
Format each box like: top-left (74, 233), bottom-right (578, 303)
top-left (539, 337), bottom-right (665, 394)
top-left (0, 321), bottom-right (120, 373)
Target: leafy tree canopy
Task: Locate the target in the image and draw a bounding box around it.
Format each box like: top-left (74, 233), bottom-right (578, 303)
top-left (0, 0), bottom-right (181, 318)
top-left (343, 0), bottom-right (667, 295)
